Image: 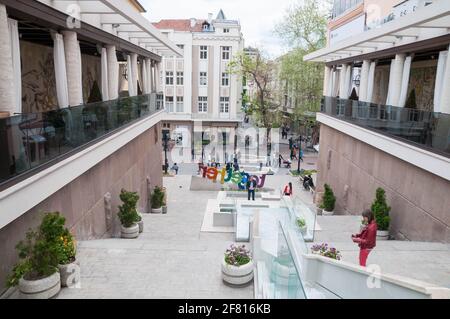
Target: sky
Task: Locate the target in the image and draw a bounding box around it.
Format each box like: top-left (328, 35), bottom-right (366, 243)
top-left (141, 0), bottom-right (299, 58)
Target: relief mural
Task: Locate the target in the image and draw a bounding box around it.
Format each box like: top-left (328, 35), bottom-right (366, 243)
top-left (407, 66), bottom-right (436, 112)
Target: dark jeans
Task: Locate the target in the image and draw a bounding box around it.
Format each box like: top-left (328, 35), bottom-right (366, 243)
top-left (248, 190), bottom-right (255, 201)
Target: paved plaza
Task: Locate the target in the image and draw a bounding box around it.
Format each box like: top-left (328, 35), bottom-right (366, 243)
top-left (34, 148), bottom-right (448, 298)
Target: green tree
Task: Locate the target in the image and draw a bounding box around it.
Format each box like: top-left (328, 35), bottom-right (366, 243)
top-left (274, 0), bottom-right (331, 138)
top-left (371, 188), bottom-right (391, 231)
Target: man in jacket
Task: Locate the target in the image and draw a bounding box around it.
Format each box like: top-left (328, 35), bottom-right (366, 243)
top-left (246, 176), bottom-right (257, 201)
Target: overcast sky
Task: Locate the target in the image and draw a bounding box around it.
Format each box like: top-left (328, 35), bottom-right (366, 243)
top-left (141, 0), bottom-right (299, 58)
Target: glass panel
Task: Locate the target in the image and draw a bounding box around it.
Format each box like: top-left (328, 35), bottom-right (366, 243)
top-left (0, 93), bottom-right (161, 185)
top-left (321, 96), bottom-right (450, 157)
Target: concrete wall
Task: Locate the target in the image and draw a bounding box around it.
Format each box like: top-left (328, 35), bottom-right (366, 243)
top-left (0, 123), bottom-right (163, 292)
top-left (316, 123), bottom-right (450, 243)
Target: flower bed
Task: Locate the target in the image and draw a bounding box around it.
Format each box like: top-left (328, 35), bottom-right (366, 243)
top-left (311, 243), bottom-right (341, 260)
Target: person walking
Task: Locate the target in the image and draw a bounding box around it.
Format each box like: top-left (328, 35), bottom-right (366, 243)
top-left (352, 209), bottom-right (377, 267)
top-left (247, 176), bottom-right (257, 201)
top-left (278, 154), bottom-right (284, 167)
top-left (283, 182), bottom-right (293, 196)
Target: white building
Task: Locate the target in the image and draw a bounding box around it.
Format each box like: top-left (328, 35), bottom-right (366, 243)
top-left (153, 10), bottom-right (244, 161)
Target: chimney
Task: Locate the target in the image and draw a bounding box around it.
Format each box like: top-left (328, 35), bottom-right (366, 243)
top-left (208, 13), bottom-right (213, 23)
top-left (190, 18), bottom-right (196, 28)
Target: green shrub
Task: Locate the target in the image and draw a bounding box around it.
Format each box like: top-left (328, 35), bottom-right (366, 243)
top-left (321, 184), bottom-right (336, 212)
top-left (371, 188), bottom-right (391, 231)
top-left (151, 186), bottom-right (165, 209)
top-left (118, 189), bottom-right (140, 227)
top-left (6, 212), bottom-right (67, 287)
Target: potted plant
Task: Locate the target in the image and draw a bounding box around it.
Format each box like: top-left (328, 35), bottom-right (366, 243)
top-left (39, 212), bottom-right (81, 288)
top-left (296, 217), bottom-right (307, 236)
top-left (118, 189), bottom-right (140, 239)
top-left (371, 187), bottom-right (391, 240)
top-left (311, 243), bottom-right (342, 260)
top-left (222, 244), bottom-right (254, 286)
top-left (151, 186), bottom-right (165, 214)
top-left (7, 212), bottom-right (62, 299)
top-left (320, 184), bottom-right (336, 216)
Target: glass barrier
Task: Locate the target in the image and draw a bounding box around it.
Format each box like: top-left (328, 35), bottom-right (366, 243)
top-left (321, 96), bottom-right (450, 157)
top-left (0, 93), bottom-right (164, 185)
top-left (254, 221), bottom-right (306, 299)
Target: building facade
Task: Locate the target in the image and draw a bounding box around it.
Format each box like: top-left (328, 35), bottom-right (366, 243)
top-left (305, 0), bottom-right (450, 242)
top-left (153, 10), bottom-right (244, 163)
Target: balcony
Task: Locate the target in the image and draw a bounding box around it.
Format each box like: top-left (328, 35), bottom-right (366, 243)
top-left (321, 97), bottom-right (450, 158)
top-left (0, 93), bottom-right (164, 189)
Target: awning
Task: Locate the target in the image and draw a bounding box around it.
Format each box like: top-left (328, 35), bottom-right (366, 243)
top-left (37, 0), bottom-right (182, 58)
top-left (304, 0), bottom-right (450, 64)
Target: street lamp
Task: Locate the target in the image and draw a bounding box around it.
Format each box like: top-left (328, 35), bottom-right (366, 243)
top-left (297, 135), bottom-right (302, 174)
top-left (162, 131), bottom-right (169, 174)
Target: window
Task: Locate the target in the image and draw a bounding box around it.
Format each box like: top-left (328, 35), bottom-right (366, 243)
top-left (220, 97), bottom-right (229, 113)
top-left (222, 46), bottom-right (231, 60)
top-left (198, 96), bottom-right (208, 113)
top-left (166, 96), bottom-right (174, 112)
top-left (176, 96), bottom-right (184, 112)
top-left (165, 71), bottom-right (174, 85)
top-left (177, 44), bottom-right (184, 50)
top-left (176, 72), bottom-right (184, 85)
top-left (200, 46), bottom-right (208, 59)
top-left (223, 28), bottom-right (230, 33)
top-left (200, 72), bottom-right (207, 86)
top-left (221, 72), bottom-right (230, 86)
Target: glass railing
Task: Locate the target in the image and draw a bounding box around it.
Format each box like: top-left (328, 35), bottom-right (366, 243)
top-left (321, 96), bottom-right (450, 157)
top-left (0, 93), bottom-right (164, 186)
top-left (255, 221), bottom-right (306, 299)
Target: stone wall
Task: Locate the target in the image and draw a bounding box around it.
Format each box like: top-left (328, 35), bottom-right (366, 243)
top-left (316, 123), bottom-right (450, 243)
top-left (0, 123), bottom-right (163, 292)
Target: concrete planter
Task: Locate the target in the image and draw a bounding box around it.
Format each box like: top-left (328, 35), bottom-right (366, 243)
top-left (138, 219), bottom-right (144, 233)
top-left (151, 207), bottom-right (162, 214)
top-left (121, 224), bottom-right (139, 239)
top-left (19, 271), bottom-right (61, 299)
top-left (221, 259), bottom-right (254, 286)
top-left (58, 259), bottom-right (80, 288)
top-left (377, 230), bottom-right (389, 240)
top-left (322, 210), bottom-right (334, 216)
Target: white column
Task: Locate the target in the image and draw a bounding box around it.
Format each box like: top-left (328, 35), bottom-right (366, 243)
top-left (339, 65), bottom-right (347, 98)
top-left (434, 50), bottom-right (448, 113)
top-left (323, 65), bottom-right (331, 96)
top-left (439, 45), bottom-right (450, 114)
top-left (62, 31), bottom-right (83, 106)
top-left (106, 45), bottom-right (119, 100)
top-left (8, 18), bottom-right (21, 114)
top-left (126, 55), bottom-right (135, 97)
top-left (386, 54), bottom-right (406, 107)
top-left (359, 60), bottom-right (371, 102)
top-left (142, 59), bottom-right (148, 95)
top-left (0, 4), bottom-right (15, 115)
top-left (147, 59), bottom-right (153, 93)
top-left (101, 47), bottom-right (109, 101)
top-left (398, 56), bottom-right (412, 108)
top-left (343, 64), bottom-right (352, 99)
top-left (131, 53), bottom-right (138, 96)
top-left (366, 61), bottom-right (376, 103)
top-left (52, 32), bottom-right (69, 108)
top-left (155, 61), bottom-right (161, 92)
top-left (332, 69), bottom-right (340, 97)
